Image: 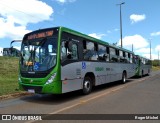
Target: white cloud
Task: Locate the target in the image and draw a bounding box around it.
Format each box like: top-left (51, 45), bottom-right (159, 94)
top-left (55, 0), bottom-right (76, 4)
top-left (0, 0), bottom-right (53, 39)
top-left (0, 47), bottom-right (3, 51)
top-left (150, 31), bottom-right (160, 36)
top-left (88, 33), bottom-right (106, 39)
top-left (130, 14), bottom-right (146, 24)
top-left (135, 46), bottom-right (160, 60)
top-left (117, 35), bottom-right (159, 60)
top-left (118, 34), bottom-right (149, 49)
top-left (107, 30), bottom-right (111, 33)
top-left (135, 48), bottom-right (152, 54)
top-left (142, 54), bottom-right (158, 60)
top-left (114, 28), bottom-right (119, 31)
top-left (155, 45), bottom-right (160, 52)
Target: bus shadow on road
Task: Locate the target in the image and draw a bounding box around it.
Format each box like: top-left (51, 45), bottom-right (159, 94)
top-left (129, 74), bottom-right (150, 80)
top-left (20, 80), bottom-right (134, 105)
top-left (92, 79), bottom-right (133, 93)
top-left (20, 91), bottom-right (84, 105)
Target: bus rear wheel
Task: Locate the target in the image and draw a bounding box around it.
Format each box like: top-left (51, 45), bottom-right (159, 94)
top-left (122, 72), bottom-right (127, 84)
top-left (82, 77), bottom-right (92, 95)
top-left (141, 70), bottom-right (144, 78)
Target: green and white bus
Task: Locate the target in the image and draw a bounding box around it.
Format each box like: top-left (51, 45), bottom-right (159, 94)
top-left (135, 55), bottom-right (152, 77)
top-left (19, 27), bottom-right (136, 94)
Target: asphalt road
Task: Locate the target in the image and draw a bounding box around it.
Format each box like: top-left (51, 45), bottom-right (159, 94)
top-left (1, 71), bottom-right (160, 123)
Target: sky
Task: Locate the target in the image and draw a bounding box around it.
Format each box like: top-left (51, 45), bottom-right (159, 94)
top-left (0, 0), bottom-right (160, 60)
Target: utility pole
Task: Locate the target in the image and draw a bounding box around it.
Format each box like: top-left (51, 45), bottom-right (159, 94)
top-left (158, 50), bottom-right (160, 66)
top-left (150, 39), bottom-right (152, 60)
top-left (117, 2), bottom-right (125, 48)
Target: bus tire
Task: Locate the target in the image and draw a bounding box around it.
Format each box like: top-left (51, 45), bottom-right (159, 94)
top-left (141, 70), bottom-right (144, 78)
top-left (147, 69), bottom-right (150, 76)
top-left (122, 72), bottom-right (126, 84)
top-left (82, 77), bottom-right (92, 95)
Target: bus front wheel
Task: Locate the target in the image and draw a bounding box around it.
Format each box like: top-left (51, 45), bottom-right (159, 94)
top-left (82, 77), bottom-right (92, 95)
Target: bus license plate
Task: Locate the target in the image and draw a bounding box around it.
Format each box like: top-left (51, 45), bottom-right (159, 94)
top-left (28, 89), bottom-right (35, 93)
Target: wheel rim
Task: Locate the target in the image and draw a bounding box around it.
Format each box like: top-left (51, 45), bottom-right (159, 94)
top-left (84, 80), bottom-right (90, 92)
top-left (123, 74), bottom-right (126, 83)
top-left (124, 76), bottom-right (126, 82)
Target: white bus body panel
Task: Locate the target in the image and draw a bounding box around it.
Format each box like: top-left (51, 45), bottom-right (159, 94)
top-left (61, 61), bottom-right (136, 93)
top-left (140, 64), bottom-right (151, 75)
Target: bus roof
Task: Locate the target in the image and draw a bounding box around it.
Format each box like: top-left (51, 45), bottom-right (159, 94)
top-left (109, 44), bottom-right (134, 54)
top-left (60, 27), bottom-right (134, 54)
top-left (60, 27), bottom-right (109, 46)
top-left (24, 26), bottom-right (134, 54)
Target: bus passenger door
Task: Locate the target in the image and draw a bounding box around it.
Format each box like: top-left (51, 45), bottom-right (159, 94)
top-left (61, 32), bottom-right (82, 93)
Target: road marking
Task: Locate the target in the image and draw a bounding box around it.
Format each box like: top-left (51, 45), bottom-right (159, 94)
top-left (47, 77), bottom-right (150, 115)
top-left (25, 85), bottom-right (129, 123)
top-left (79, 85), bottom-right (127, 104)
top-left (49, 103), bottom-right (80, 114)
top-left (48, 84), bottom-right (128, 115)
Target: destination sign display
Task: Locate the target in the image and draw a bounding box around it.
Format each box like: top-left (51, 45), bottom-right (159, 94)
top-left (27, 30), bottom-right (54, 40)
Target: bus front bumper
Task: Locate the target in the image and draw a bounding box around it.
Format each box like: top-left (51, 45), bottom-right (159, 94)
top-left (19, 81), bottom-right (62, 94)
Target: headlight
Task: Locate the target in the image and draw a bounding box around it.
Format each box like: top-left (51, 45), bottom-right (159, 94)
top-left (46, 73), bottom-right (56, 85)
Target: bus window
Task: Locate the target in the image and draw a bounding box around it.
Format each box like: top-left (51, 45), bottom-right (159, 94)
top-left (125, 52), bottom-right (129, 63)
top-left (119, 50), bottom-right (125, 63)
top-left (144, 58), bottom-right (146, 65)
top-left (110, 47), bottom-right (118, 62)
top-left (106, 47), bottom-right (109, 54)
top-left (61, 40), bottom-right (78, 61)
top-left (116, 49), bottom-right (120, 62)
top-left (141, 57), bottom-right (145, 64)
top-left (116, 49), bottom-right (119, 56)
top-left (98, 44), bottom-right (108, 61)
top-left (61, 41), bottom-right (67, 60)
top-left (71, 43), bottom-right (78, 60)
top-left (128, 53), bottom-right (130, 63)
top-left (123, 52), bottom-right (125, 57)
top-left (128, 53), bottom-right (130, 59)
top-left (119, 50), bottom-right (123, 57)
top-left (123, 52), bottom-right (127, 63)
top-left (83, 41), bottom-right (98, 61)
top-left (130, 54), bottom-right (133, 63)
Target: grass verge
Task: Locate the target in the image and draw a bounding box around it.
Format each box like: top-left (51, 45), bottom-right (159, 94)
top-left (152, 66), bottom-right (160, 71)
top-left (0, 56), bottom-right (22, 96)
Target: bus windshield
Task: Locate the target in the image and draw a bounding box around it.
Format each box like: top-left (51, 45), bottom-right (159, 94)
top-left (20, 37), bottom-right (57, 72)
